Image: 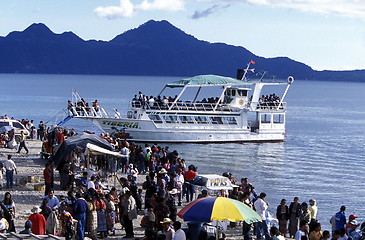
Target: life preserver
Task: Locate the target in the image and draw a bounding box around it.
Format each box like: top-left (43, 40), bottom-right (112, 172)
top-left (287, 76), bottom-right (294, 84)
top-left (127, 111), bottom-right (133, 118)
top-left (238, 99), bottom-right (244, 105)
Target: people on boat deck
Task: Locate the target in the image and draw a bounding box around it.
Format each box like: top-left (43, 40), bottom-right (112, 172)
top-left (131, 92), bottom-right (225, 110)
top-left (259, 93), bottom-right (281, 109)
top-left (67, 98), bottom-right (103, 116)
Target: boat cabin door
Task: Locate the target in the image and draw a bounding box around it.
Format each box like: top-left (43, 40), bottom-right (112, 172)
top-left (224, 88), bottom-right (250, 109)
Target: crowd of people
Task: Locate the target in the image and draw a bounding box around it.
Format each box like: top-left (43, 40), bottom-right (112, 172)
top-left (131, 92), bottom-right (178, 109)
top-left (0, 116), bottom-right (364, 240)
top-left (19, 139), bottom-right (194, 240)
top-left (211, 173), bottom-right (365, 240)
top-left (67, 98), bottom-right (101, 116)
top-left (258, 94), bottom-right (281, 109)
top-left (131, 92), bottom-right (222, 110)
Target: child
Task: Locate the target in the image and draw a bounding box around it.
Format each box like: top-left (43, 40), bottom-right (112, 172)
top-left (137, 188), bottom-right (143, 211)
top-left (19, 220), bottom-right (32, 234)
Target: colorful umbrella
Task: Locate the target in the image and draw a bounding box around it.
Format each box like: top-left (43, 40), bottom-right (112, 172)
top-left (178, 197), bottom-right (262, 223)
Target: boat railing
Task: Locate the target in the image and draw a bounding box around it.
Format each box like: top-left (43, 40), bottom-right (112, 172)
top-left (249, 101), bottom-right (286, 111)
top-left (68, 106), bottom-right (111, 118)
top-left (131, 101), bottom-right (242, 113)
top-left (131, 100), bottom-right (285, 112)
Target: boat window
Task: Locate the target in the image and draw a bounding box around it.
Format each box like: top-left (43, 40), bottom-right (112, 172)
top-left (169, 116), bottom-right (178, 123)
top-left (231, 90), bottom-right (236, 97)
top-left (273, 114), bottom-right (284, 124)
top-left (0, 122), bottom-right (10, 127)
top-left (162, 116), bottom-right (171, 123)
top-left (222, 117), bottom-right (237, 125)
top-left (179, 116), bottom-right (194, 124)
top-left (211, 117), bottom-right (223, 124)
top-left (195, 116), bottom-right (208, 124)
top-left (238, 90), bottom-right (248, 97)
top-left (12, 122), bottom-right (25, 129)
top-left (260, 114), bottom-right (271, 123)
top-left (148, 115), bottom-right (163, 124)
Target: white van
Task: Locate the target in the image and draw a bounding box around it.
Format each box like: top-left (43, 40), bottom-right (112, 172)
top-left (0, 119), bottom-right (30, 141)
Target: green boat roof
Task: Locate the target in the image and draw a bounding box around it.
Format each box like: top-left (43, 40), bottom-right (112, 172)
top-left (166, 75), bottom-right (249, 88)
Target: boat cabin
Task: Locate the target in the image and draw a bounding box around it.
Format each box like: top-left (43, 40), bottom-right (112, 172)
top-left (223, 87), bottom-right (251, 109)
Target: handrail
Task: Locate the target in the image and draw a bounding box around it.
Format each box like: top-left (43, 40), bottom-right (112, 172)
top-left (130, 100), bottom-right (286, 112)
top-left (130, 101), bottom-right (242, 113)
top-left (69, 106), bottom-right (110, 118)
top-left (254, 101), bottom-right (286, 110)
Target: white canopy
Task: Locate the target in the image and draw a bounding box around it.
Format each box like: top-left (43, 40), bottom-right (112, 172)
top-left (85, 143), bottom-right (125, 157)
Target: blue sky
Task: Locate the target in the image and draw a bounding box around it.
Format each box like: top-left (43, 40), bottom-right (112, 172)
top-left (1, 0), bottom-right (364, 71)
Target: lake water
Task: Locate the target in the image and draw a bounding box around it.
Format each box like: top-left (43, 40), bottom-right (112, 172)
top-left (0, 73), bottom-right (365, 230)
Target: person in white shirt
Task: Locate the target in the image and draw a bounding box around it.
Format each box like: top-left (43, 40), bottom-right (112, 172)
top-left (254, 192), bottom-right (270, 239)
top-left (119, 144), bottom-right (130, 173)
top-left (174, 169), bottom-right (185, 206)
top-left (148, 96), bottom-right (155, 108)
top-left (87, 176), bottom-right (96, 191)
top-left (4, 155), bottom-right (17, 189)
top-left (173, 221), bottom-right (186, 240)
top-left (295, 220), bottom-right (309, 240)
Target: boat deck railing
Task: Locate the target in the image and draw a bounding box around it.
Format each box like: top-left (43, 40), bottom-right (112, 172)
top-left (255, 101), bottom-right (286, 111)
top-left (68, 102), bottom-right (286, 119)
top-left (131, 100), bottom-right (286, 112)
top-left (69, 106), bottom-right (111, 118)
top-left (131, 101), bottom-right (243, 112)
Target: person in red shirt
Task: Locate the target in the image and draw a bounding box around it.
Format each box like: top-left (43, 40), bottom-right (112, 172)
top-left (346, 214), bottom-right (360, 235)
top-left (43, 163), bottom-right (52, 196)
top-left (28, 206), bottom-right (46, 235)
top-left (183, 165), bottom-right (197, 202)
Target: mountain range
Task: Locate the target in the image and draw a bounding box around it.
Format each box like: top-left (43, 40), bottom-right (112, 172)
top-left (0, 20), bottom-right (364, 81)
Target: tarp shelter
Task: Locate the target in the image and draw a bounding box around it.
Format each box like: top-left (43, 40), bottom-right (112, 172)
top-left (51, 133), bottom-right (113, 167)
top-left (85, 143), bottom-right (125, 157)
top-left (191, 174), bottom-right (238, 190)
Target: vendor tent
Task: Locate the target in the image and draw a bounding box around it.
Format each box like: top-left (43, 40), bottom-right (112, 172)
top-left (50, 133), bottom-right (113, 167)
top-left (191, 174), bottom-right (238, 190)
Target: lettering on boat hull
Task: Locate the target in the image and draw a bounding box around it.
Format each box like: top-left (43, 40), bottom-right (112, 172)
top-left (102, 120), bottom-right (139, 129)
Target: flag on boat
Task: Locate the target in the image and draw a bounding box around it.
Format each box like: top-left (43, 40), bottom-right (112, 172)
top-left (250, 60), bottom-right (256, 64)
top-left (244, 68), bottom-right (255, 73)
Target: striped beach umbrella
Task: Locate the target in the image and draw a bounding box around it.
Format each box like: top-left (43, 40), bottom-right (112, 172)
top-left (177, 197), bottom-right (262, 223)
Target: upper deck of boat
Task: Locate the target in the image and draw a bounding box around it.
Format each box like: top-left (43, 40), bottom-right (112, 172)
top-left (69, 99), bottom-right (286, 119)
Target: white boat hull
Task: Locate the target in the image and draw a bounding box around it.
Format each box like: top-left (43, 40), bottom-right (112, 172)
top-left (81, 117), bottom-right (285, 143)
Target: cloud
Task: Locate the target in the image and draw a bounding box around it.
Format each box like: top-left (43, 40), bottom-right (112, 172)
top-left (94, 0), bottom-right (135, 18)
top-left (95, 0), bottom-right (184, 19)
top-left (32, 8), bottom-right (41, 13)
top-left (191, 4), bottom-right (230, 19)
top-left (138, 0), bottom-right (185, 11)
top-left (231, 0), bottom-right (365, 20)
top-left (94, 0), bottom-right (365, 20)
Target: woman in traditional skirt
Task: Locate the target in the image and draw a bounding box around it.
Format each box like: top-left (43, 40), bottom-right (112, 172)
top-left (289, 197), bottom-right (301, 238)
top-left (105, 194), bottom-right (116, 236)
top-left (86, 194), bottom-right (97, 240)
top-left (276, 199), bottom-right (289, 236)
top-left (94, 193), bottom-right (107, 238)
top-left (110, 187), bottom-right (119, 223)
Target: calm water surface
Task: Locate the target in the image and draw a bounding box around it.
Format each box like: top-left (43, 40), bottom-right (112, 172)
top-left (0, 74), bottom-right (365, 230)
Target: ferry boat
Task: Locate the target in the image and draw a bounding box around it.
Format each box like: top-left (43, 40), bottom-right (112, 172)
top-left (67, 64), bottom-right (294, 143)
